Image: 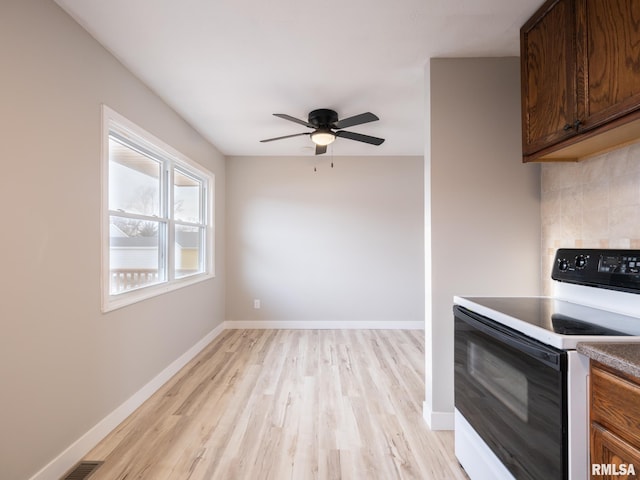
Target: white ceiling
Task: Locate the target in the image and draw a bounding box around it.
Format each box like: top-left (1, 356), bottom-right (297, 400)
top-left (54, 0), bottom-right (541, 157)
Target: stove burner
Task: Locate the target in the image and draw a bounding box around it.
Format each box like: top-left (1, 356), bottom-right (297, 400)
top-left (551, 314), bottom-right (628, 336)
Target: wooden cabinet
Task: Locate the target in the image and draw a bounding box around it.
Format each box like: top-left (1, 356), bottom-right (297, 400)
top-left (591, 423), bottom-right (640, 478)
top-left (521, 0), bottom-right (578, 156)
top-left (521, 0), bottom-right (640, 162)
top-left (590, 361), bottom-right (640, 478)
top-left (578, 0), bottom-right (640, 131)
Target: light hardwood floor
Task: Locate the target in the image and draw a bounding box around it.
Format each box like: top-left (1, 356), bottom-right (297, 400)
top-left (83, 329), bottom-right (468, 480)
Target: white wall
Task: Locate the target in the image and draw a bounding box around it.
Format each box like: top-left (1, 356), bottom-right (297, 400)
top-left (0, 1), bottom-right (225, 479)
top-left (226, 155), bottom-right (424, 326)
top-left (425, 57), bottom-right (541, 428)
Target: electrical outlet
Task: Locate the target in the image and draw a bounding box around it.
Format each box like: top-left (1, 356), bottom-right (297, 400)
top-left (253, 299), bottom-right (261, 309)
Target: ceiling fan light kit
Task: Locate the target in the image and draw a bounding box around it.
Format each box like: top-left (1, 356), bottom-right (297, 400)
top-left (310, 128), bottom-right (335, 146)
top-left (260, 108), bottom-right (385, 155)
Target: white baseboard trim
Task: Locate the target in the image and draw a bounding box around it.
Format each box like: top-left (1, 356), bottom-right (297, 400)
top-left (423, 401), bottom-right (454, 431)
top-left (29, 322), bottom-right (225, 480)
top-left (225, 320), bottom-right (425, 330)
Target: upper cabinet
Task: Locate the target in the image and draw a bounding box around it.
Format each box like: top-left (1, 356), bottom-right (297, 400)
top-left (521, 0), bottom-right (640, 162)
top-left (521, 0), bottom-right (578, 156)
top-left (578, 0), bottom-right (640, 130)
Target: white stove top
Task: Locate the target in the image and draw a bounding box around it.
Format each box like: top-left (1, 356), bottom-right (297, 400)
top-left (454, 295), bottom-right (640, 350)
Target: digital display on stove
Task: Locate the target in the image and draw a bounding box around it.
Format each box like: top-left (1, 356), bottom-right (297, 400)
top-left (598, 254), bottom-right (640, 274)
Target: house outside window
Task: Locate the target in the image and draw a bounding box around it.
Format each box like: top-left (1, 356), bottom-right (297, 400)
top-left (102, 106), bottom-right (214, 311)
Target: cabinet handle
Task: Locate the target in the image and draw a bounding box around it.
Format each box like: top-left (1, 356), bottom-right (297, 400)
top-left (563, 120), bottom-right (582, 132)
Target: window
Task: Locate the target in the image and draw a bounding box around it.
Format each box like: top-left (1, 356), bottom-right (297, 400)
top-left (102, 106), bottom-right (214, 311)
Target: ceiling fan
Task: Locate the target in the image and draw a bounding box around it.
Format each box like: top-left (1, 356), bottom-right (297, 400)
top-left (260, 109), bottom-right (385, 155)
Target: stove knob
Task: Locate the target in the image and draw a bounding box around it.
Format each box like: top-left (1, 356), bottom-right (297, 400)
top-left (575, 255), bottom-right (587, 269)
top-left (558, 258), bottom-right (569, 271)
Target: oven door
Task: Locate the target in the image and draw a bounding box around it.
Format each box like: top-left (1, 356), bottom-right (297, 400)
top-left (454, 305), bottom-right (568, 480)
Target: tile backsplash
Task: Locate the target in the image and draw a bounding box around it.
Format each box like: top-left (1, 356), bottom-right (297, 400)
top-left (541, 142), bottom-right (640, 294)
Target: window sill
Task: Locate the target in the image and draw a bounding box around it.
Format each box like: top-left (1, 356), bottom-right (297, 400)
top-left (101, 272), bottom-right (215, 313)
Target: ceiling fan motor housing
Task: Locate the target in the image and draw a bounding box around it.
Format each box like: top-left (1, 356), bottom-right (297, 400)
top-left (308, 109), bottom-right (339, 128)
top-left (260, 108), bottom-right (384, 154)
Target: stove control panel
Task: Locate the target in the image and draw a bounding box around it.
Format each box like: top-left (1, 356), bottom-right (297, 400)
top-left (552, 249), bottom-right (640, 293)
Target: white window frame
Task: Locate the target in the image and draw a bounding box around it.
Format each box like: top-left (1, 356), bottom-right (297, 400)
top-left (101, 105), bottom-right (215, 312)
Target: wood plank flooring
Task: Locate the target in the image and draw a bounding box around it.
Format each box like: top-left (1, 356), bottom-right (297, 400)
top-left (83, 329), bottom-right (468, 480)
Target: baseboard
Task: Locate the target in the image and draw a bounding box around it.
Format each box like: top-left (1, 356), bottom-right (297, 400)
top-left (423, 401), bottom-right (454, 431)
top-left (225, 320), bottom-right (425, 329)
top-left (28, 322), bottom-right (225, 480)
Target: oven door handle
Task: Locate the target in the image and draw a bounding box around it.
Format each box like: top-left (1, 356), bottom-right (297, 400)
top-left (455, 306), bottom-right (563, 371)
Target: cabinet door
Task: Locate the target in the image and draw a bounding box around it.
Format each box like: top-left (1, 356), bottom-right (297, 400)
top-left (591, 362), bottom-right (640, 448)
top-left (578, 0), bottom-right (640, 131)
top-left (521, 0), bottom-right (578, 156)
top-left (590, 422), bottom-right (640, 479)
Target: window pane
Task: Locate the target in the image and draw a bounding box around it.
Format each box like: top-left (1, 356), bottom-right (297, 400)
top-left (175, 225), bottom-right (203, 278)
top-left (109, 137), bottom-right (162, 216)
top-left (109, 216), bottom-right (164, 294)
top-left (174, 169), bottom-right (202, 223)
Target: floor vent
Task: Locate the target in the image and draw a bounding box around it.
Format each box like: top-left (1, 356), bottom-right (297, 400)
top-left (61, 461), bottom-right (104, 480)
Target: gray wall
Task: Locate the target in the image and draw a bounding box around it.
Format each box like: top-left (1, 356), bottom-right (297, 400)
top-left (226, 155), bottom-right (425, 325)
top-left (0, 1), bottom-right (225, 479)
top-left (425, 57), bottom-right (541, 427)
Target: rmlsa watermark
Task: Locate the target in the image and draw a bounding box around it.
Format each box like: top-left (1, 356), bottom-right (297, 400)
top-left (592, 463), bottom-right (636, 476)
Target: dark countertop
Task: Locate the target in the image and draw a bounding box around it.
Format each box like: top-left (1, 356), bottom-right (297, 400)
top-left (577, 343), bottom-right (640, 378)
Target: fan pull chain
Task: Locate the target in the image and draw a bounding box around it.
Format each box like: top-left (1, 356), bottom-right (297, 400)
top-left (330, 143), bottom-right (334, 168)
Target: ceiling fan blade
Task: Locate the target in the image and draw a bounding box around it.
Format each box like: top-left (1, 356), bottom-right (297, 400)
top-left (334, 112), bottom-right (379, 129)
top-left (273, 113), bottom-right (315, 128)
top-left (260, 132), bottom-right (310, 143)
top-left (315, 144), bottom-right (327, 155)
top-left (336, 130), bottom-right (385, 145)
